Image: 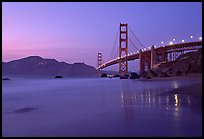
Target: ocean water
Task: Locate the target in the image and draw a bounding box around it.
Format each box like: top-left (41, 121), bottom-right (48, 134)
top-left (2, 77), bottom-right (202, 137)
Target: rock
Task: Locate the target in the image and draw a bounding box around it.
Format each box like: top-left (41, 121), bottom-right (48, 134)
top-left (130, 72), bottom-right (139, 79)
top-left (13, 107), bottom-right (38, 113)
top-left (101, 73), bottom-right (107, 77)
top-left (112, 74), bottom-right (120, 78)
top-left (167, 68), bottom-right (174, 76)
top-left (139, 71), bottom-right (146, 78)
top-left (55, 75), bottom-right (63, 78)
top-left (161, 67), bottom-right (169, 73)
top-left (120, 75), bottom-right (129, 79)
top-left (163, 72), bottom-right (170, 77)
top-left (146, 69), bottom-right (158, 78)
top-left (2, 78), bottom-right (10, 80)
top-left (152, 48), bottom-right (202, 78)
top-left (176, 70), bottom-right (182, 76)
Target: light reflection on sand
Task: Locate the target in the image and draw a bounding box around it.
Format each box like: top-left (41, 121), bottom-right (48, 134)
top-left (120, 81), bottom-right (195, 129)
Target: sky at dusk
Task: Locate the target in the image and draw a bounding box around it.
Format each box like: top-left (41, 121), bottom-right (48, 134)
top-left (2, 2), bottom-right (202, 72)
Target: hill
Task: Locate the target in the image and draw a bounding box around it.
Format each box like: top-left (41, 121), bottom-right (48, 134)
top-left (2, 56), bottom-right (97, 77)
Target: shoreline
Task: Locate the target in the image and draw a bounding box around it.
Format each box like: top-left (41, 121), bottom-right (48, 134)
top-left (139, 73), bottom-right (202, 81)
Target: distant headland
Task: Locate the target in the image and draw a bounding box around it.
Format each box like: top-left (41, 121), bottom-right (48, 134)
top-left (2, 56), bottom-right (97, 77)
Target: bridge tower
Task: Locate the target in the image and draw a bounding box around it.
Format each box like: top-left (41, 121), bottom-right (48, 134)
top-left (97, 52), bottom-right (102, 75)
top-left (119, 23), bottom-right (128, 75)
top-left (97, 52), bottom-right (102, 67)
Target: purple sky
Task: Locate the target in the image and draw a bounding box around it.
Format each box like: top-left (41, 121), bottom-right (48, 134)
top-left (2, 2), bottom-right (202, 72)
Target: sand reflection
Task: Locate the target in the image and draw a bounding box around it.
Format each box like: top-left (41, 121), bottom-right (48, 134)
top-left (120, 82), bottom-right (192, 125)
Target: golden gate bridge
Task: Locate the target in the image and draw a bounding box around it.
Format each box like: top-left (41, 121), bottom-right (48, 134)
top-left (97, 23), bottom-right (202, 76)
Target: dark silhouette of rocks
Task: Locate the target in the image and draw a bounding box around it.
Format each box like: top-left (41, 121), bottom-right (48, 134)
top-left (130, 72), bottom-right (139, 79)
top-left (120, 75), bottom-right (129, 79)
top-left (2, 56), bottom-right (97, 77)
top-left (113, 74), bottom-right (120, 78)
top-left (101, 73), bottom-right (107, 77)
top-left (55, 75), bottom-right (63, 78)
top-left (2, 78), bottom-right (10, 80)
top-left (13, 107), bottom-right (38, 113)
top-left (144, 48), bottom-right (202, 79)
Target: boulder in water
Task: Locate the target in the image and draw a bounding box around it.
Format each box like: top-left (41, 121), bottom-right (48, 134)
top-left (130, 72), bottom-right (139, 79)
top-left (2, 78), bottom-right (10, 80)
top-left (101, 73), bottom-right (107, 77)
top-left (113, 74), bottom-right (120, 78)
top-left (55, 75), bottom-right (63, 78)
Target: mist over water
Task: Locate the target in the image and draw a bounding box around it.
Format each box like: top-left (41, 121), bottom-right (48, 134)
top-left (2, 77), bottom-right (202, 137)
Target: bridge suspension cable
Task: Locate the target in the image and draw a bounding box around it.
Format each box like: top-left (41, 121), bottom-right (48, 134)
top-left (128, 26), bottom-right (146, 49)
top-left (107, 28), bottom-right (119, 62)
top-left (129, 38), bottom-right (140, 51)
top-left (113, 47), bottom-right (119, 59)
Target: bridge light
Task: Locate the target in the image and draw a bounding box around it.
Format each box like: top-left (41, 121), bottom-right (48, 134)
top-left (161, 42), bottom-right (164, 44)
top-left (137, 51), bottom-right (139, 53)
top-left (199, 37), bottom-right (202, 40)
top-left (190, 36), bottom-right (193, 39)
top-left (128, 54), bottom-right (129, 56)
top-left (173, 39), bottom-right (176, 41)
top-left (144, 48), bottom-right (146, 51)
top-left (182, 40), bottom-right (185, 42)
top-left (148, 47), bottom-right (151, 49)
top-left (130, 53), bottom-right (132, 55)
top-left (154, 45), bottom-right (157, 48)
top-left (170, 42), bottom-right (173, 45)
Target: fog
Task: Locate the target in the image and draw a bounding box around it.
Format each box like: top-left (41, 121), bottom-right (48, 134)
top-left (2, 77), bottom-right (202, 137)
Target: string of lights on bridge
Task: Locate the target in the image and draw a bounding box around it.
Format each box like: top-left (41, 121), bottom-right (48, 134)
top-left (99, 35), bottom-right (202, 68)
top-left (165, 36), bottom-right (202, 47)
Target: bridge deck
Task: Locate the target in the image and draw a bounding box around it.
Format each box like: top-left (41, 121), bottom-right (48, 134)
top-left (97, 41), bottom-right (202, 69)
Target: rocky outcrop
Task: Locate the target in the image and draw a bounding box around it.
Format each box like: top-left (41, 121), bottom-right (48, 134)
top-left (144, 48), bottom-right (202, 79)
top-left (130, 72), bottom-right (140, 79)
top-left (120, 75), bottom-right (129, 79)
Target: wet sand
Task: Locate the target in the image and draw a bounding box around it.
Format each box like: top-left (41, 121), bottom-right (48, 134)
top-left (167, 82), bottom-right (202, 98)
top-left (140, 73), bottom-right (202, 81)
top-left (141, 73), bottom-right (202, 115)
top-left (152, 74), bottom-right (202, 98)
top-left (159, 75), bottom-right (202, 116)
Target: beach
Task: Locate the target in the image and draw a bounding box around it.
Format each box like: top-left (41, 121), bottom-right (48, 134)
top-left (2, 76), bottom-right (202, 137)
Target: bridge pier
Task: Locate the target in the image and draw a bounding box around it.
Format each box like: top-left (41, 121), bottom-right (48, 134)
top-left (139, 49), bottom-right (151, 74)
top-left (161, 48), bottom-right (168, 63)
top-left (151, 45), bottom-right (155, 69)
top-left (139, 49), bottom-right (143, 74)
